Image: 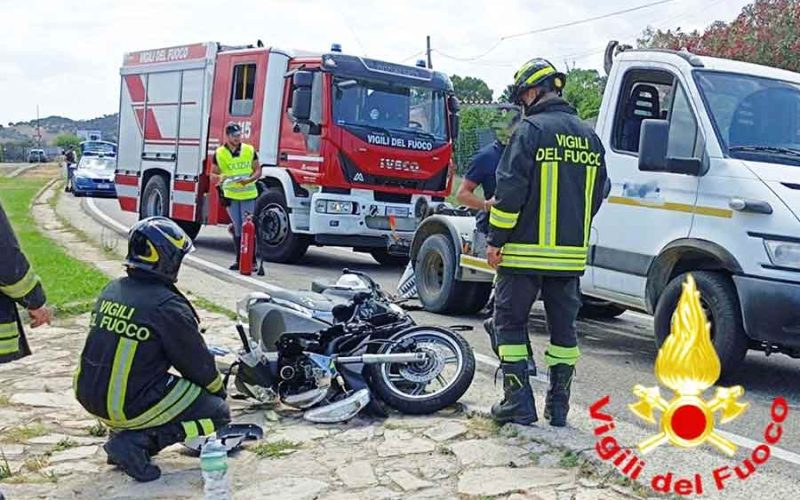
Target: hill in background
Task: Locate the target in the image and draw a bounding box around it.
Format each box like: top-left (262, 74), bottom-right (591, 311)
top-left (0, 114), bottom-right (119, 145)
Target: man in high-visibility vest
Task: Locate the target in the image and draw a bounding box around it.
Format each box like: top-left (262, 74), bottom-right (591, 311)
top-left (487, 59), bottom-right (608, 427)
top-left (1, 200), bottom-right (52, 364)
top-left (212, 122), bottom-right (263, 270)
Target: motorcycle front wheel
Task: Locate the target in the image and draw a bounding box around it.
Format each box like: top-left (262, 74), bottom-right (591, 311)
top-left (365, 326), bottom-right (475, 415)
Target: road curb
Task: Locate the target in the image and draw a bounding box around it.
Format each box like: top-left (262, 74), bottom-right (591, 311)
top-left (82, 197), bottom-right (285, 294)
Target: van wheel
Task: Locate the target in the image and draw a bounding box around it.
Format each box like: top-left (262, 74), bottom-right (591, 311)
top-left (654, 271), bottom-right (748, 379)
top-left (140, 175), bottom-right (170, 219)
top-left (255, 189), bottom-right (309, 263)
top-left (579, 297), bottom-right (627, 320)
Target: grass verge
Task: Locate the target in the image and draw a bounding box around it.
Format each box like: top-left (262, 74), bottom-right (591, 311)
top-left (249, 440), bottom-right (300, 459)
top-left (0, 176), bottom-right (109, 311)
top-left (1, 423), bottom-right (48, 444)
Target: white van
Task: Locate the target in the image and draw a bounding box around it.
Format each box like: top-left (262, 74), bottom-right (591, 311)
top-left (582, 45), bottom-right (800, 375)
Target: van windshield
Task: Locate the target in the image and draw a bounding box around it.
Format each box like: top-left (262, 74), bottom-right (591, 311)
top-left (696, 71), bottom-right (800, 164)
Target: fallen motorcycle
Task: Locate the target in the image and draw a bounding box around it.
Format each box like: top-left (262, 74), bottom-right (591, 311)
top-left (220, 269), bottom-right (476, 423)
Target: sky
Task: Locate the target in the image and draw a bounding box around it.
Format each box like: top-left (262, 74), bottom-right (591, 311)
top-left (0, 0), bottom-right (751, 124)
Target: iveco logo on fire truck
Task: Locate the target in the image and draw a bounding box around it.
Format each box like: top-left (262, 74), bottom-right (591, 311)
top-left (379, 158), bottom-right (420, 173)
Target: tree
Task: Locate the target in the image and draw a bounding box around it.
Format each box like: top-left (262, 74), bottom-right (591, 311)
top-left (498, 85), bottom-right (516, 103)
top-left (638, 0), bottom-right (800, 72)
top-left (562, 68), bottom-right (607, 120)
top-left (53, 133), bottom-right (82, 152)
top-left (451, 75), bottom-right (493, 103)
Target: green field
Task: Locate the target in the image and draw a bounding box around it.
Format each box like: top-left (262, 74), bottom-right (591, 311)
top-left (0, 177), bottom-right (109, 314)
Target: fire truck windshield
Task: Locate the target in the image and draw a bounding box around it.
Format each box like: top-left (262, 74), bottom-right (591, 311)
top-left (333, 76), bottom-right (448, 141)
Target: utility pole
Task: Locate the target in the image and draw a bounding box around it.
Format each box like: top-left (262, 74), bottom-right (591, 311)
top-left (426, 35), bottom-right (432, 69)
top-left (35, 105), bottom-right (42, 150)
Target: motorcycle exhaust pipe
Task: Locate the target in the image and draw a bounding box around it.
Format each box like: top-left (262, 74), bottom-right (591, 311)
top-left (337, 352), bottom-right (428, 365)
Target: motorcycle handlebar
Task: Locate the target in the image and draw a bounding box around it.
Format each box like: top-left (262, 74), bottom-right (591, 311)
top-left (235, 322), bottom-right (252, 354)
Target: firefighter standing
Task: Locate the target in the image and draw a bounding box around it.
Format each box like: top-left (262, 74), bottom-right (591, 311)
top-left (487, 59), bottom-right (608, 427)
top-left (74, 217), bottom-right (230, 482)
top-left (212, 122), bottom-right (262, 270)
top-left (0, 201), bottom-right (51, 363)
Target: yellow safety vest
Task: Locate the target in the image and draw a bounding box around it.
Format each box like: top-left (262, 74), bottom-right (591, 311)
top-left (215, 144), bottom-right (258, 201)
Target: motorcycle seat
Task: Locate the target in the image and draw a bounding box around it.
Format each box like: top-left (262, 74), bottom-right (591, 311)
top-left (268, 288), bottom-right (337, 312)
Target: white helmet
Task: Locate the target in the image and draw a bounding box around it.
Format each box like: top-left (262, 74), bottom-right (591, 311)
top-left (335, 274), bottom-right (368, 290)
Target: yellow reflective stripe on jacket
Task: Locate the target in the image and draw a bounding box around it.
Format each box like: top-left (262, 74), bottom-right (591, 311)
top-left (106, 338), bottom-right (138, 422)
top-left (583, 166), bottom-right (598, 246)
top-left (539, 162), bottom-right (559, 246)
top-left (0, 267), bottom-right (40, 299)
top-left (489, 207), bottom-right (519, 230)
top-left (205, 373), bottom-right (223, 394)
top-left (503, 243), bottom-right (587, 260)
top-left (101, 378), bottom-right (201, 430)
top-left (499, 255), bottom-right (586, 271)
top-left (0, 322), bottom-right (18, 340)
top-left (0, 337), bottom-right (20, 356)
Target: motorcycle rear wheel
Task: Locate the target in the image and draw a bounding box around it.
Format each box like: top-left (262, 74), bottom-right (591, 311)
top-left (365, 326), bottom-right (475, 415)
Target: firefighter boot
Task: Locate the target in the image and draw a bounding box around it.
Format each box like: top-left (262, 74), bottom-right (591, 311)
top-left (483, 319), bottom-right (537, 376)
top-left (103, 431), bottom-right (161, 482)
top-left (544, 364), bottom-right (575, 427)
top-left (229, 235), bottom-right (241, 270)
top-left (491, 361), bottom-right (538, 425)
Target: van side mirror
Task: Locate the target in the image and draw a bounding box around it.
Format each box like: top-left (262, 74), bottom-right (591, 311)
top-left (638, 119), bottom-right (703, 176)
top-left (290, 71), bottom-right (314, 124)
top-left (448, 95), bottom-right (460, 141)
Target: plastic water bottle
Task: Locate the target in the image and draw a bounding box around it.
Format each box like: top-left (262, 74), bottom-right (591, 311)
top-left (200, 436), bottom-right (231, 500)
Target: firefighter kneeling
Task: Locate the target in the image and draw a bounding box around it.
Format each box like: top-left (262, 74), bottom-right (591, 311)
top-left (487, 59), bottom-right (608, 427)
top-left (74, 217), bottom-right (230, 482)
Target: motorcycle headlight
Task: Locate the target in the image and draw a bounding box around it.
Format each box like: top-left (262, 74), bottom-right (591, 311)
top-left (764, 239), bottom-right (800, 269)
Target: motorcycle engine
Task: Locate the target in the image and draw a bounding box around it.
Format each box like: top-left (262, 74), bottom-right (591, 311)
top-left (276, 333), bottom-right (336, 408)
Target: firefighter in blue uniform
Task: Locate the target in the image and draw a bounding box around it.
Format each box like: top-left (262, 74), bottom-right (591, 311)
top-left (74, 217), bottom-right (230, 482)
top-left (487, 59), bottom-right (608, 427)
top-left (0, 201), bottom-right (51, 364)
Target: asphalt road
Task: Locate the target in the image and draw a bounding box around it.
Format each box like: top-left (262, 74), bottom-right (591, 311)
top-left (88, 195), bottom-right (800, 497)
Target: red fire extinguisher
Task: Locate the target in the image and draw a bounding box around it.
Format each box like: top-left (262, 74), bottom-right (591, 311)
top-left (239, 214), bottom-right (255, 276)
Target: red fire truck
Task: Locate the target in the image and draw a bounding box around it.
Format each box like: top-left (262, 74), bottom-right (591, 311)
top-left (114, 41), bottom-right (459, 265)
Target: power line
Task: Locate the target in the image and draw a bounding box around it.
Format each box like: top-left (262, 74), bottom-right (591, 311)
top-left (503, 0), bottom-right (676, 41)
top-left (554, 0), bottom-right (731, 63)
top-left (433, 0), bottom-right (677, 62)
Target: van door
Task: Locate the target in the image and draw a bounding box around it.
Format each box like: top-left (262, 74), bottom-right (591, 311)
top-left (590, 65), bottom-right (703, 309)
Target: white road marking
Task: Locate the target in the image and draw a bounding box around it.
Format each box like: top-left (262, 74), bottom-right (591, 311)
top-left (87, 197), bottom-right (800, 468)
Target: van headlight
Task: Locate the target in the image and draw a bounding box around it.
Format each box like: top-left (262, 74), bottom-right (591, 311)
top-left (764, 240), bottom-right (800, 269)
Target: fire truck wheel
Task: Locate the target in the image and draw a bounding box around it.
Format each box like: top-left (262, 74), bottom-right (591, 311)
top-left (459, 282), bottom-right (492, 315)
top-left (654, 271), bottom-right (749, 380)
top-left (140, 175), bottom-right (170, 219)
top-left (370, 249), bottom-right (409, 267)
top-left (255, 189), bottom-right (309, 263)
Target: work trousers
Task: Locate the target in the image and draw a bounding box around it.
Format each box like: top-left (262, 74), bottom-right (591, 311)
top-left (109, 391), bottom-right (230, 455)
top-left (226, 199), bottom-right (257, 237)
top-left (493, 273), bottom-right (582, 367)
